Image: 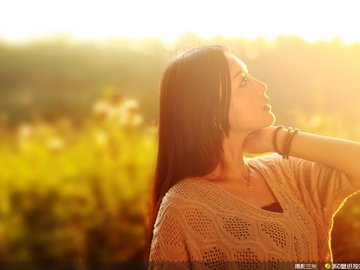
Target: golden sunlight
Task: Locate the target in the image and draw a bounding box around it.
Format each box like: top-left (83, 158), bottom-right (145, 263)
top-left (1, 0), bottom-right (360, 43)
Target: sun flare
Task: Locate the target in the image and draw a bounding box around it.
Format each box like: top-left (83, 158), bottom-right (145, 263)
top-left (1, 0), bottom-right (360, 44)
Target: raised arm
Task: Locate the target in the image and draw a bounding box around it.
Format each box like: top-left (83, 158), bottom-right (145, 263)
top-left (274, 127), bottom-right (360, 190)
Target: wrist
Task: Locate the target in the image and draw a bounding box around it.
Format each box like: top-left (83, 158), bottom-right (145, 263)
top-left (275, 128), bottom-right (287, 154)
top-left (270, 125), bottom-right (285, 153)
top-left (272, 125), bottom-right (299, 158)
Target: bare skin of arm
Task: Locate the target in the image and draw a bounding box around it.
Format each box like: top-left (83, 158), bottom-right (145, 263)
top-left (243, 125), bottom-right (360, 189)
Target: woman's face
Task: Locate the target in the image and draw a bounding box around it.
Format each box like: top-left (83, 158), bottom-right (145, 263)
top-left (226, 53), bottom-right (275, 133)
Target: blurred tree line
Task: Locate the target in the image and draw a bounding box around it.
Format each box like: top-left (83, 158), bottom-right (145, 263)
top-left (1, 33), bottom-right (360, 137)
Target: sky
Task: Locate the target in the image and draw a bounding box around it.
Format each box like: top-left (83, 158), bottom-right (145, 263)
top-left (1, 0), bottom-right (360, 44)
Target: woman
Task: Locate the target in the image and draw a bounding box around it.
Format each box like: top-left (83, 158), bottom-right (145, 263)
top-left (147, 45), bottom-right (360, 269)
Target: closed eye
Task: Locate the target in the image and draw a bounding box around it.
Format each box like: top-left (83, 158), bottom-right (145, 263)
top-left (239, 72), bottom-right (249, 86)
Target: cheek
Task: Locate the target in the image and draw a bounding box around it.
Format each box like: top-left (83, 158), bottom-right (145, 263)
top-left (228, 98), bottom-right (260, 130)
top-left (228, 102), bottom-right (248, 127)
top-left (229, 94), bottom-right (251, 115)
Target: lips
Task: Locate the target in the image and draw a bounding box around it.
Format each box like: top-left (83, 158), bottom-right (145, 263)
top-left (263, 104), bottom-right (271, 110)
top-left (263, 100), bottom-right (271, 110)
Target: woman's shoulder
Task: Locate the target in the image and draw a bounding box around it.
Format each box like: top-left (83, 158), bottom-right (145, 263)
top-left (163, 177), bottom-right (240, 210)
top-left (164, 177), bottom-right (206, 203)
top-left (157, 178), bottom-right (212, 219)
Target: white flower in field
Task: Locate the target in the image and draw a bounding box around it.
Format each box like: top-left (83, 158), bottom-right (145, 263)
top-left (121, 99), bottom-right (139, 111)
top-left (18, 123), bottom-right (34, 141)
top-left (119, 113), bottom-right (143, 128)
top-left (93, 97), bottom-right (143, 127)
top-left (47, 137), bottom-right (65, 153)
top-left (17, 123), bottom-right (34, 151)
top-left (93, 101), bottom-right (113, 120)
top-left (117, 99), bottom-right (143, 127)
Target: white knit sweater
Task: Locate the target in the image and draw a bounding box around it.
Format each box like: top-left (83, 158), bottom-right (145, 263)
top-left (149, 154), bottom-right (359, 269)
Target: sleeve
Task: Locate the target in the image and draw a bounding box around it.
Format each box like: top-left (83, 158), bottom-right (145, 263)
top-left (148, 196), bottom-right (191, 270)
top-left (284, 155), bottom-right (360, 224)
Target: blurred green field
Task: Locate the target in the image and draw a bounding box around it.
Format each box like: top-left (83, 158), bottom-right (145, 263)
top-left (0, 35), bottom-right (359, 264)
top-left (0, 94), bottom-right (157, 261)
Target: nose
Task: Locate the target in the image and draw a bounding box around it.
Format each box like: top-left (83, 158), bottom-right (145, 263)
top-left (257, 79), bottom-right (268, 96)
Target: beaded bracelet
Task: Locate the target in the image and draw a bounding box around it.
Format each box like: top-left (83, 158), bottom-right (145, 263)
top-left (272, 125), bottom-right (284, 154)
top-left (283, 127), bottom-right (299, 159)
top-left (282, 127), bottom-right (294, 158)
top-left (272, 125), bottom-right (300, 159)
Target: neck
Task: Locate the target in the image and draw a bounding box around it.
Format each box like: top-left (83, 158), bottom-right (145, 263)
top-left (208, 130), bottom-right (250, 180)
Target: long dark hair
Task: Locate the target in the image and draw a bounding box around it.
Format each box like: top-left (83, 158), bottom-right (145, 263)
top-left (146, 45), bottom-right (232, 258)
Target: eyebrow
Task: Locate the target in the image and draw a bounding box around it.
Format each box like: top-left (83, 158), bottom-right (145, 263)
top-left (232, 70), bottom-right (247, 81)
top-left (231, 63), bottom-right (249, 80)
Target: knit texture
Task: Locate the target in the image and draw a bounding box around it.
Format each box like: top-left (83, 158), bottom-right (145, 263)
top-left (149, 154), bottom-right (359, 269)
